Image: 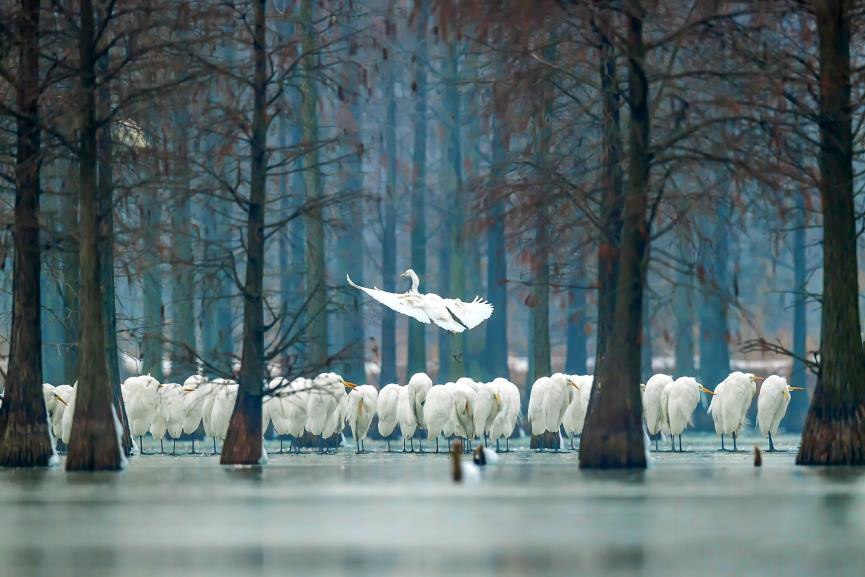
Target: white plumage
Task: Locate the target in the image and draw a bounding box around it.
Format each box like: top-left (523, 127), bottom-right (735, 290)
top-left (345, 384), bottom-right (378, 453)
top-left (210, 381), bottom-right (239, 447)
top-left (424, 384), bottom-right (454, 453)
top-left (756, 375), bottom-right (804, 451)
top-left (707, 380), bottom-right (727, 441)
top-left (561, 375), bottom-right (593, 449)
top-left (406, 372), bottom-right (433, 430)
top-left (450, 380), bottom-right (477, 444)
top-left (60, 383), bottom-right (78, 445)
top-left (642, 373), bottom-right (673, 450)
top-left (347, 269), bottom-right (493, 334)
top-left (662, 376), bottom-right (714, 451)
top-left (488, 378), bottom-right (520, 451)
top-left (716, 371), bottom-right (758, 451)
top-left (159, 383), bottom-right (186, 454)
top-left (376, 383), bottom-right (401, 450)
top-left (51, 384), bottom-right (74, 443)
top-left (306, 372), bottom-right (352, 452)
top-left (473, 381), bottom-right (501, 443)
top-left (397, 385), bottom-right (418, 451)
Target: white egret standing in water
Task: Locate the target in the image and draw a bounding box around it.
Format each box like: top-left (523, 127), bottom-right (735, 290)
top-left (756, 375), bottom-right (804, 452)
top-left (376, 383), bottom-right (401, 451)
top-left (662, 377), bottom-right (715, 452)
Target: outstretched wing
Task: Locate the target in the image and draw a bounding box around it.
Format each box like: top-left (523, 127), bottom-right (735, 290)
top-left (443, 296), bottom-right (494, 330)
top-left (347, 274), bottom-right (432, 325)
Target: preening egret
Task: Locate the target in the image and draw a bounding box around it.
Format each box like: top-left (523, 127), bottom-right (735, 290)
top-left (345, 384), bottom-right (378, 453)
top-left (642, 374), bottom-right (673, 451)
top-left (60, 383), bottom-right (78, 446)
top-left (159, 384), bottom-right (186, 454)
top-left (488, 378), bottom-right (519, 452)
top-left (527, 374), bottom-right (576, 451)
top-left (278, 377), bottom-right (312, 452)
top-left (397, 385), bottom-right (418, 452)
top-left (718, 372), bottom-right (758, 451)
top-left (756, 375), bottom-right (804, 451)
top-left (424, 384), bottom-right (454, 453)
top-left (474, 381), bottom-right (501, 445)
top-left (182, 378), bottom-right (213, 454)
top-left (306, 373), bottom-right (356, 453)
top-left (562, 375), bottom-right (593, 450)
top-left (51, 384), bottom-right (74, 447)
top-left (376, 383), bottom-right (401, 451)
top-left (707, 380), bottom-right (727, 449)
top-left (406, 372), bottom-right (433, 433)
top-left (122, 375), bottom-right (161, 454)
top-left (210, 381), bottom-right (239, 451)
top-left (262, 377), bottom-right (286, 446)
top-left (662, 376), bottom-right (715, 451)
top-left (347, 269), bottom-right (493, 334)
top-left (450, 380), bottom-right (478, 450)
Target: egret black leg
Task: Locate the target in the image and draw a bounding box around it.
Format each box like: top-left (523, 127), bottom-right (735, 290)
top-left (356, 436), bottom-right (361, 454)
top-left (172, 439), bottom-right (176, 455)
top-left (496, 438), bottom-right (500, 452)
top-left (410, 438), bottom-right (414, 453)
top-left (139, 436), bottom-right (145, 455)
top-left (436, 437), bottom-right (440, 453)
top-left (506, 437), bottom-right (509, 452)
top-left (678, 435), bottom-right (683, 452)
top-left (768, 432), bottom-right (775, 452)
top-left (212, 437), bottom-right (217, 455)
top-left (721, 434), bottom-right (726, 451)
top-left (386, 438), bottom-right (391, 452)
top-left (403, 438), bottom-right (406, 453)
top-left (670, 435), bottom-right (675, 451)
top-left (654, 436), bottom-right (658, 451)
top-left (732, 432), bottom-right (738, 452)
top-left (160, 439), bottom-right (164, 454)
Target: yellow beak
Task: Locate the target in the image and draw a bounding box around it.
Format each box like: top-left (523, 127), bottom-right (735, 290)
top-left (183, 387), bottom-right (196, 393)
top-left (342, 379), bottom-right (358, 389)
top-left (53, 394), bottom-right (69, 406)
top-left (700, 386), bottom-right (716, 396)
top-left (789, 386), bottom-right (805, 391)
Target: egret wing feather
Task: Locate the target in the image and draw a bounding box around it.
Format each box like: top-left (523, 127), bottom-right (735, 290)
top-left (443, 296), bottom-right (494, 330)
top-left (347, 274), bottom-right (432, 325)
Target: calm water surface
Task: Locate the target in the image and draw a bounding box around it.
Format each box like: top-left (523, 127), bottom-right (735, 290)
top-left (1, 433), bottom-right (863, 577)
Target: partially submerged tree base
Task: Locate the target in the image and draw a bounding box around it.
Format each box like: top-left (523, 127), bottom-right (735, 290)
top-left (796, 405), bottom-right (865, 465)
top-left (579, 428), bottom-right (646, 469)
top-left (220, 390), bottom-right (262, 465)
top-left (530, 432), bottom-right (561, 450)
top-left (66, 410), bottom-right (123, 471)
top-left (0, 413), bottom-right (54, 467)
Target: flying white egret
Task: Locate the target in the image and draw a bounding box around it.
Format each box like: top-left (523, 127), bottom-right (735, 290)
top-left (306, 373), bottom-right (356, 453)
top-left (717, 372), bottom-right (759, 451)
top-left (756, 375), bottom-right (804, 451)
top-left (345, 384), bottom-right (378, 453)
top-left (642, 373), bottom-right (673, 451)
top-left (424, 384), bottom-right (454, 453)
top-left (662, 376), bottom-right (715, 451)
top-left (376, 383), bottom-right (401, 451)
top-left (488, 378), bottom-right (520, 452)
top-left (397, 385), bottom-right (418, 452)
top-left (347, 269), bottom-right (493, 334)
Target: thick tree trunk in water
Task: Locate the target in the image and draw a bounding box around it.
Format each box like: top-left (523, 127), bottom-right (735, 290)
top-left (221, 0), bottom-right (267, 465)
top-left (96, 45), bottom-right (132, 455)
top-left (0, 0), bottom-right (54, 467)
top-left (61, 161), bottom-right (80, 385)
top-left (67, 0), bottom-right (122, 470)
top-left (698, 191), bottom-right (731, 390)
top-left (407, 2), bottom-right (429, 377)
top-left (484, 33), bottom-right (511, 381)
top-left (592, 11), bottom-right (625, 383)
top-left (140, 190), bottom-right (163, 380)
top-left (797, 0), bottom-right (865, 465)
top-left (381, 2), bottom-right (398, 385)
top-left (674, 232), bottom-right (695, 376)
top-left (580, 4), bottom-right (648, 469)
top-left (302, 0), bottom-right (327, 372)
top-left (788, 190), bottom-right (809, 427)
top-left (565, 282), bottom-right (588, 375)
top-left (641, 290), bottom-right (653, 382)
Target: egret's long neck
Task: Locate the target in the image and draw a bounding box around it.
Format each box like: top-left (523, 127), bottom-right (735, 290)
top-left (409, 270), bottom-right (420, 293)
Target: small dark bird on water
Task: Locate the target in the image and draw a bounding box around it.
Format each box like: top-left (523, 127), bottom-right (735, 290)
top-left (754, 445), bottom-right (762, 467)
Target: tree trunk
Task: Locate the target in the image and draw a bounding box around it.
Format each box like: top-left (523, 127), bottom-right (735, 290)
top-left (565, 281), bottom-right (588, 375)
top-left (221, 0), bottom-right (267, 465)
top-left (140, 188), bottom-right (163, 380)
top-left (445, 38), bottom-right (466, 383)
top-left (61, 160), bottom-right (80, 385)
top-left (592, 9), bottom-right (625, 382)
top-left (0, 0), bottom-right (54, 467)
top-left (797, 0), bottom-right (865, 466)
top-left (580, 2), bottom-right (648, 469)
top-left (673, 232), bottom-right (695, 376)
top-left (641, 289), bottom-right (653, 383)
top-left (484, 30), bottom-right (511, 381)
top-left (381, 0), bottom-right (398, 385)
top-left (437, 127), bottom-right (451, 383)
top-left (302, 0), bottom-right (327, 373)
top-left (66, 0), bottom-right (123, 471)
top-left (698, 190), bottom-right (731, 390)
top-left (407, 1), bottom-right (429, 377)
top-left (96, 40), bottom-right (132, 455)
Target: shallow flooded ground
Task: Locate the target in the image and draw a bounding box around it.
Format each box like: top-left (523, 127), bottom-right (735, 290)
top-left (1, 432), bottom-right (863, 577)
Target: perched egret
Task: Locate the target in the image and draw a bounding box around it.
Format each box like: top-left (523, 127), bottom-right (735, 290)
top-left (182, 378), bottom-right (213, 454)
top-left (424, 385), bottom-right (454, 453)
top-left (528, 374), bottom-right (576, 451)
top-left (406, 372), bottom-right (433, 449)
top-left (662, 377), bottom-right (715, 451)
top-left (210, 381), bottom-right (239, 451)
top-left (397, 385), bottom-right (418, 452)
top-left (450, 380), bottom-right (478, 450)
top-left (376, 383), bottom-right (401, 451)
top-left (200, 380), bottom-right (225, 454)
top-left (345, 384), bottom-right (378, 453)
top-left (642, 374), bottom-right (673, 451)
top-left (262, 377), bottom-right (286, 448)
top-left (51, 384), bottom-right (74, 447)
top-left (474, 381), bottom-right (501, 445)
top-left (122, 375), bottom-right (161, 453)
top-left (306, 373), bottom-right (355, 453)
top-left (159, 384), bottom-right (186, 454)
top-left (347, 269), bottom-right (493, 334)
top-left (756, 375), bottom-right (804, 451)
top-left (716, 372), bottom-right (759, 451)
top-left (278, 377), bottom-right (312, 452)
top-left (60, 383), bottom-right (78, 446)
top-left (488, 378), bottom-right (520, 452)
top-left (561, 375), bottom-right (592, 450)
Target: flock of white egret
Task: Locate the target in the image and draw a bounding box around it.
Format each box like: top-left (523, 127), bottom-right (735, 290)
top-left (35, 368), bottom-right (801, 457)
